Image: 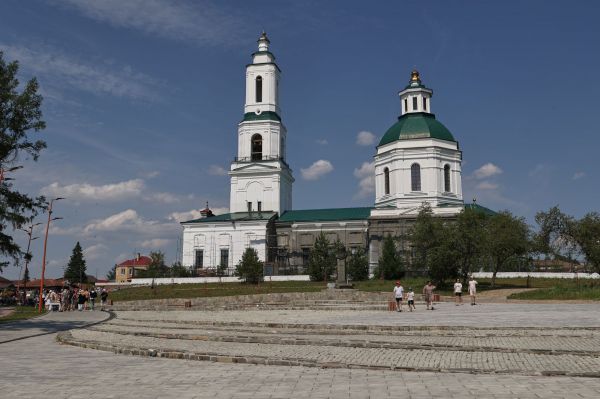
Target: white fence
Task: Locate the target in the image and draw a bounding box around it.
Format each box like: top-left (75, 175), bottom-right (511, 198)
top-left (129, 275), bottom-right (311, 286)
top-left (472, 272), bottom-right (600, 279)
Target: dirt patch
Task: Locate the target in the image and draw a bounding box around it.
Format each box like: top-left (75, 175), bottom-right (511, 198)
top-left (0, 307), bottom-right (16, 318)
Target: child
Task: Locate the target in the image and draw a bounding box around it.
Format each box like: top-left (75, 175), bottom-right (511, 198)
top-left (453, 279), bottom-right (463, 305)
top-left (406, 287), bottom-right (415, 312)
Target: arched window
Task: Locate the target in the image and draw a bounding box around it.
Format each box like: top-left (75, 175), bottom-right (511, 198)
top-left (251, 134), bottom-right (262, 161)
top-left (411, 163), bottom-right (421, 191)
top-left (255, 76), bottom-right (263, 103)
top-left (444, 164), bottom-right (451, 192)
top-left (384, 167), bottom-right (390, 195)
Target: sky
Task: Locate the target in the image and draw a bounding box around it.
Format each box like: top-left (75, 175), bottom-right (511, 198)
top-left (1, 0), bottom-right (599, 280)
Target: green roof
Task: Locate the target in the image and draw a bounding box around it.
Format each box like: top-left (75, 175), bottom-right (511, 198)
top-left (464, 203), bottom-right (496, 216)
top-left (278, 207), bottom-right (372, 223)
top-left (378, 112), bottom-right (456, 146)
top-left (182, 212), bottom-right (277, 224)
top-left (242, 111), bottom-right (281, 122)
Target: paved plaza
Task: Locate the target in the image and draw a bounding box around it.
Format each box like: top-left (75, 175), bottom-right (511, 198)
top-left (2, 303), bottom-right (600, 398)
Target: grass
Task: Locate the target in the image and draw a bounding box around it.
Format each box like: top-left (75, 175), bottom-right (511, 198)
top-left (107, 277), bottom-right (600, 302)
top-left (0, 306), bottom-right (46, 323)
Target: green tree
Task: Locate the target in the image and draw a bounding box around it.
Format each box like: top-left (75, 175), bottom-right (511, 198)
top-left (453, 208), bottom-right (489, 282)
top-left (0, 52), bottom-right (47, 271)
top-left (235, 247), bottom-right (264, 284)
top-left (486, 211), bottom-right (530, 286)
top-left (307, 232), bottom-right (336, 282)
top-left (64, 242), bottom-right (87, 284)
top-left (410, 204), bottom-right (441, 271)
top-left (426, 224), bottom-right (460, 285)
top-left (374, 235), bottom-right (404, 280)
top-left (572, 212), bottom-right (600, 273)
top-left (347, 247), bottom-right (369, 281)
top-left (169, 261), bottom-right (191, 278)
top-left (138, 251), bottom-right (169, 279)
top-left (106, 264), bottom-right (117, 281)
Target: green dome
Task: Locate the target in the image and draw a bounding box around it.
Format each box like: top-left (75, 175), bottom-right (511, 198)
top-left (379, 112), bottom-right (456, 146)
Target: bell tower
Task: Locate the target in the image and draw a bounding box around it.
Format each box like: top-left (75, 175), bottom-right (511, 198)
top-left (229, 32), bottom-right (294, 214)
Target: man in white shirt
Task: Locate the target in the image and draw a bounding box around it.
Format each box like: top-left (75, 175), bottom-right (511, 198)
top-left (469, 277), bottom-right (478, 306)
top-left (393, 281), bottom-right (404, 312)
top-left (453, 279), bottom-right (463, 305)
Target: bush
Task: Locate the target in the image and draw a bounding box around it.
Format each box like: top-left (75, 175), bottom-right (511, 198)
top-left (373, 235), bottom-right (404, 280)
top-left (235, 247), bottom-right (264, 284)
top-left (347, 248), bottom-right (369, 281)
top-left (307, 233), bottom-right (336, 282)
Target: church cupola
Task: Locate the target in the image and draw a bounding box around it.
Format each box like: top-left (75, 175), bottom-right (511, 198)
top-left (399, 70), bottom-right (433, 115)
top-left (244, 31), bottom-right (280, 117)
top-left (257, 31), bottom-right (270, 52)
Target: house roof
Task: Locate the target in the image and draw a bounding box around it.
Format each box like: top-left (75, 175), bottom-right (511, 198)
top-left (118, 256), bottom-right (152, 267)
top-left (464, 203), bottom-right (496, 216)
top-left (0, 276), bottom-right (14, 288)
top-left (182, 211), bottom-right (277, 224)
top-left (278, 207), bottom-right (372, 223)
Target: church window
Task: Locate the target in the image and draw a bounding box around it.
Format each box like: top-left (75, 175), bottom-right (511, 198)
top-left (255, 76), bottom-right (263, 103)
top-left (412, 97), bottom-right (418, 111)
top-left (257, 201), bottom-right (262, 212)
top-left (444, 164), bottom-right (451, 192)
top-left (301, 248), bottom-right (310, 266)
top-left (404, 98), bottom-right (408, 113)
top-left (251, 134), bottom-right (262, 161)
top-left (220, 249), bottom-right (229, 268)
top-left (384, 167), bottom-right (390, 195)
top-left (247, 201), bottom-right (252, 213)
top-left (423, 97), bottom-right (427, 111)
top-left (194, 250), bottom-right (204, 268)
top-left (411, 163), bottom-right (421, 191)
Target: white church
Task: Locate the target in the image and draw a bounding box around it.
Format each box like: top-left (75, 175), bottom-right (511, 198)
top-left (181, 33), bottom-right (491, 276)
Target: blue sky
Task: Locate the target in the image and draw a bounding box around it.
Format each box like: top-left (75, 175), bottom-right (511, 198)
top-left (1, 0), bottom-right (599, 279)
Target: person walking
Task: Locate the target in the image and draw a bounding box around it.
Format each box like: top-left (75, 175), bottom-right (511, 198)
top-left (423, 281), bottom-right (436, 310)
top-left (393, 281), bottom-right (404, 312)
top-left (77, 289), bottom-right (86, 311)
top-left (406, 287), bottom-right (416, 312)
top-left (100, 289), bottom-right (109, 311)
top-left (469, 276), bottom-right (478, 305)
top-left (89, 288), bottom-right (97, 311)
top-left (453, 279), bottom-right (463, 305)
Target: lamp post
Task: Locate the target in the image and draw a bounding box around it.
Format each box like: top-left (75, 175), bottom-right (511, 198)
top-left (38, 197), bottom-right (64, 313)
top-left (335, 245), bottom-right (351, 289)
top-left (17, 222), bottom-right (42, 301)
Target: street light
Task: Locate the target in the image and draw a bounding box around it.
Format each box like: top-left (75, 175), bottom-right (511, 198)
top-left (38, 197), bottom-right (64, 313)
top-left (17, 222), bottom-right (42, 300)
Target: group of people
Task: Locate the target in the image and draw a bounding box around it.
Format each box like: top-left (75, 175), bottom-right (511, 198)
top-left (392, 277), bottom-right (478, 312)
top-left (42, 287), bottom-right (109, 312)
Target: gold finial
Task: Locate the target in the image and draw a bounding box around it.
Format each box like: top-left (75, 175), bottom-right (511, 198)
top-left (410, 70), bottom-right (420, 82)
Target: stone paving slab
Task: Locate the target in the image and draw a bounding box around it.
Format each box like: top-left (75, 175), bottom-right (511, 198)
top-left (114, 302), bottom-right (600, 328)
top-left (64, 328), bottom-right (600, 377)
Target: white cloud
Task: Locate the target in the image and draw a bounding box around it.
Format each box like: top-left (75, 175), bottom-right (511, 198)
top-left (144, 171), bottom-right (160, 179)
top-left (301, 160), bottom-right (334, 180)
top-left (83, 244), bottom-right (108, 261)
top-left (168, 207), bottom-right (229, 222)
top-left (138, 238), bottom-right (172, 249)
top-left (473, 163), bottom-right (503, 179)
top-left (208, 164), bottom-right (228, 176)
top-left (54, 0), bottom-right (243, 46)
top-left (572, 172), bottom-right (585, 180)
top-left (353, 161), bottom-right (375, 198)
top-left (41, 179), bottom-right (145, 201)
top-left (149, 192), bottom-right (180, 204)
top-left (475, 181), bottom-right (499, 190)
top-left (315, 139), bottom-right (328, 145)
top-left (1, 44), bottom-right (161, 101)
top-left (356, 131), bottom-right (377, 146)
top-left (82, 209), bottom-right (180, 236)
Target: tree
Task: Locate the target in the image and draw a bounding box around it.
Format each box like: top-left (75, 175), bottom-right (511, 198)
top-left (533, 206), bottom-right (579, 266)
top-left (64, 242), bottom-right (87, 284)
top-left (235, 247), bottom-right (264, 284)
top-left (22, 267), bottom-right (30, 287)
top-left (347, 247), bottom-right (369, 281)
top-left (106, 264), bottom-right (117, 281)
top-left (410, 204), bottom-right (442, 272)
top-left (374, 235), bottom-right (404, 280)
top-left (0, 51), bottom-right (47, 271)
top-left (426, 225), bottom-right (460, 285)
top-left (170, 261), bottom-right (191, 278)
top-left (486, 212), bottom-right (530, 287)
top-left (453, 208), bottom-right (489, 282)
top-left (137, 251), bottom-right (169, 279)
top-left (307, 232), bottom-right (336, 282)
top-left (572, 212), bottom-right (600, 273)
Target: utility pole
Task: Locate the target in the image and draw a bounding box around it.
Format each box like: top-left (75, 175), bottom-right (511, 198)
top-left (17, 222), bottom-right (41, 300)
top-left (38, 197), bottom-right (64, 313)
